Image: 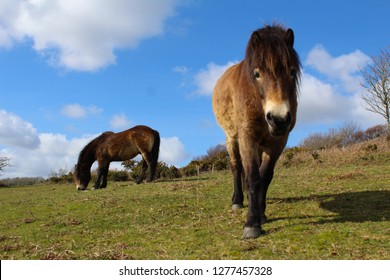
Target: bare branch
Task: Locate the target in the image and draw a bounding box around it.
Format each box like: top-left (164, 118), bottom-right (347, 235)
top-left (360, 46), bottom-right (390, 124)
top-left (0, 156), bottom-right (10, 172)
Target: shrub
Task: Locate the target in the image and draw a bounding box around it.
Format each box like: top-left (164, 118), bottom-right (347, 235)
top-left (108, 170), bottom-right (129, 182)
top-left (365, 124), bottom-right (388, 140)
top-left (182, 144), bottom-right (229, 176)
top-left (122, 160), bottom-right (182, 181)
top-left (300, 122), bottom-right (387, 150)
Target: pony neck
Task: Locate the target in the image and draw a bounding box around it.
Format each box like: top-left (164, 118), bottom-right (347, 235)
top-left (77, 142), bottom-right (97, 170)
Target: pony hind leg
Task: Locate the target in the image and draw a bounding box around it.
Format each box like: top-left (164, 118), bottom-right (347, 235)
top-left (147, 153), bottom-right (158, 182)
top-left (136, 160), bottom-right (148, 184)
top-left (139, 152), bottom-right (156, 183)
top-left (100, 163), bottom-right (110, 189)
top-left (227, 138), bottom-right (244, 210)
top-left (258, 153), bottom-right (277, 225)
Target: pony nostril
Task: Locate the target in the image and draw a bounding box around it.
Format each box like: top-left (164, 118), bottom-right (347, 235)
top-left (266, 112), bottom-right (271, 121)
top-left (266, 112), bottom-right (274, 124)
top-left (285, 112), bottom-right (292, 125)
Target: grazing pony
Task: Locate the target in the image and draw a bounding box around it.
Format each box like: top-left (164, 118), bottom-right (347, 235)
top-left (74, 125), bottom-right (160, 190)
top-left (212, 25), bottom-right (301, 238)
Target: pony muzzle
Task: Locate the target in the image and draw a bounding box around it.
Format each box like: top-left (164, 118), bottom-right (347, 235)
top-left (76, 185), bottom-right (87, 191)
top-left (265, 100), bottom-right (292, 137)
top-left (266, 111), bottom-right (292, 136)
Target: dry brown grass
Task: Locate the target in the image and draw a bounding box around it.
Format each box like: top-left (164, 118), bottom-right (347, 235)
top-left (279, 137), bottom-right (390, 169)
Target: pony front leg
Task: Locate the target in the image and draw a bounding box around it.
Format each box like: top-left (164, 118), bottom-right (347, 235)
top-left (92, 162), bottom-right (109, 190)
top-left (242, 161), bottom-right (262, 239)
top-left (240, 143), bottom-right (263, 239)
top-left (92, 169), bottom-right (103, 190)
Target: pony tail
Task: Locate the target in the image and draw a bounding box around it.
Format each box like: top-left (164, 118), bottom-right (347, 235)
top-left (151, 130), bottom-right (160, 164)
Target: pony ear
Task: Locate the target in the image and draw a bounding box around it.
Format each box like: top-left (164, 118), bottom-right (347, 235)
top-left (285, 28), bottom-right (294, 47)
top-left (250, 31), bottom-right (262, 46)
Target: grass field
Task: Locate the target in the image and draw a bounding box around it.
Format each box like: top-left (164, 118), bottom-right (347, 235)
top-left (1, 139), bottom-right (389, 260)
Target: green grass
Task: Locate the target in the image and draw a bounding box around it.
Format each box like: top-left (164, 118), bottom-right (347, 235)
top-left (1, 146), bottom-right (389, 259)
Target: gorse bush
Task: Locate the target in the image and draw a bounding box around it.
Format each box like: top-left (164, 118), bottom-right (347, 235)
top-left (108, 170), bottom-right (129, 182)
top-left (182, 144), bottom-right (230, 176)
top-left (122, 160), bottom-right (182, 181)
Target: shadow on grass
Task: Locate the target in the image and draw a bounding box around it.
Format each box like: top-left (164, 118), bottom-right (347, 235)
top-left (268, 190), bottom-right (390, 223)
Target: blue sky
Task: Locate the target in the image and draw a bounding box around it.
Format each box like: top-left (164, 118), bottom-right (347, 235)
top-left (0, 0), bottom-right (389, 178)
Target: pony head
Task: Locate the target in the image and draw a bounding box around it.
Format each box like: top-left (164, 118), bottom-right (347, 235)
top-left (73, 163), bottom-right (91, 190)
top-left (245, 25), bottom-right (301, 137)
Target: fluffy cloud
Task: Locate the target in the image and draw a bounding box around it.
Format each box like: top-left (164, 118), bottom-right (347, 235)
top-left (61, 103), bottom-right (103, 119)
top-left (194, 61), bottom-right (238, 95)
top-left (1, 132), bottom-right (95, 178)
top-left (160, 136), bottom-right (190, 166)
top-left (298, 72), bottom-right (352, 124)
top-left (110, 114), bottom-right (132, 130)
top-left (0, 109), bottom-right (40, 148)
top-left (305, 45), bottom-right (371, 93)
top-left (0, 0), bottom-right (179, 71)
top-left (298, 46), bottom-right (382, 127)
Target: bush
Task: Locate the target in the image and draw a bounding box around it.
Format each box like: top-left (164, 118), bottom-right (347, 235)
top-left (108, 170), bottom-right (129, 182)
top-left (183, 144), bottom-right (229, 176)
top-left (122, 160), bottom-right (182, 181)
top-left (0, 177), bottom-right (45, 187)
top-left (300, 122), bottom-right (387, 150)
top-left (181, 160), bottom-right (201, 177)
top-left (281, 147), bottom-right (309, 167)
top-left (365, 124), bottom-right (388, 140)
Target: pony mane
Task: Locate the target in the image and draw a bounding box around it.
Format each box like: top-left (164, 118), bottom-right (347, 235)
top-left (245, 24), bottom-right (301, 81)
top-left (77, 132), bottom-right (113, 166)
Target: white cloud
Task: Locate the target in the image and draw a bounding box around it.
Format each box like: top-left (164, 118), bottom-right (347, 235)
top-left (299, 46), bottom-right (384, 128)
top-left (194, 61), bottom-right (238, 95)
top-left (0, 0), bottom-right (179, 71)
top-left (298, 72), bottom-right (352, 124)
top-left (305, 45), bottom-right (371, 93)
top-left (110, 113), bottom-right (132, 130)
top-left (160, 137), bottom-right (190, 166)
top-left (1, 132), bottom-right (95, 178)
top-left (61, 103), bottom-right (103, 119)
top-left (0, 109), bottom-right (40, 148)
top-left (298, 72), bottom-right (383, 128)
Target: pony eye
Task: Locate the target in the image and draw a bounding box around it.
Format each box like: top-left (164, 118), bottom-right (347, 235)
top-left (254, 69), bottom-right (261, 80)
top-left (290, 68), bottom-right (297, 78)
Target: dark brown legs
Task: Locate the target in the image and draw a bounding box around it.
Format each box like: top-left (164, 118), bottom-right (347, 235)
top-left (93, 162), bottom-right (109, 190)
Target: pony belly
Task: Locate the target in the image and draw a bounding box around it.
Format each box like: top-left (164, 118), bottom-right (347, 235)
top-left (109, 145), bottom-right (139, 161)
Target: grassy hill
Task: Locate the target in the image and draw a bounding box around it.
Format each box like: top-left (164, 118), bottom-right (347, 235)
top-left (0, 138), bottom-right (389, 259)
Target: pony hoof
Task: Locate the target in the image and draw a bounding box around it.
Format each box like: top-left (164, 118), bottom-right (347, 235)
top-left (242, 226), bottom-right (262, 239)
top-left (232, 204), bottom-right (244, 210)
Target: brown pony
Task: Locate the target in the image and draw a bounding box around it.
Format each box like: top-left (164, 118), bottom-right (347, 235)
top-left (74, 125), bottom-right (160, 190)
top-left (212, 24), bottom-right (301, 239)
